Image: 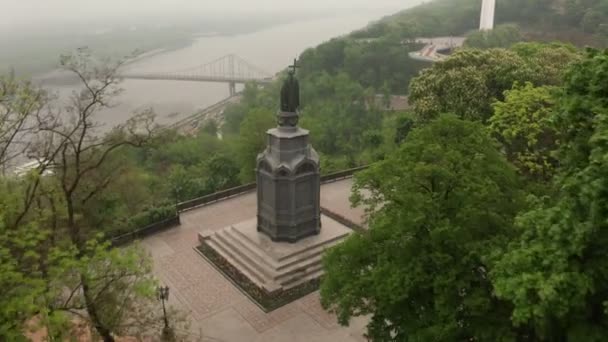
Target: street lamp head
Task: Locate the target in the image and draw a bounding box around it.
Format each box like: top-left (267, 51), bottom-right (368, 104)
top-left (157, 285), bottom-right (170, 301)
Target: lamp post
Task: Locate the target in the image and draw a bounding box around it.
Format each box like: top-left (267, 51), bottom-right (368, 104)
top-left (174, 185), bottom-right (181, 215)
top-left (157, 285), bottom-right (172, 340)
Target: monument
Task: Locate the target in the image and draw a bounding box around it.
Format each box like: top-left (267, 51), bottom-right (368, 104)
top-left (198, 60), bottom-right (351, 295)
top-left (256, 60), bottom-right (321, 242)
top-left (479, 0), bottom-right (496, 30)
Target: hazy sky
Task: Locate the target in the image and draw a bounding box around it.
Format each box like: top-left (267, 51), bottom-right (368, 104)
top-left (0, 0), bottom-right (423, 33)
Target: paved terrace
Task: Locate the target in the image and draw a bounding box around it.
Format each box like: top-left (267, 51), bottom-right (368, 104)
top-left (141, 179), bottom-right (367, 341)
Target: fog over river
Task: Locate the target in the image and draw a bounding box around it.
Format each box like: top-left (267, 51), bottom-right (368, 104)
top-left (43, 12), bottom-right (396, 129)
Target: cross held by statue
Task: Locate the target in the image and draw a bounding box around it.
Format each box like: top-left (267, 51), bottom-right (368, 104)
top-left (280, 59), bottom-right (301, 113)
top-left (289, 59), bottom-right (299, 74)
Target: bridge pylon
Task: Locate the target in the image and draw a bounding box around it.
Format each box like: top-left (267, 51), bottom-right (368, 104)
top-left (229, 81), bottom-right (236, 97)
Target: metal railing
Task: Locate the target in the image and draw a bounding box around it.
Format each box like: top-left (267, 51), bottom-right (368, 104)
top-left (177, 165), bottom-right (369, 213)
top-left (111, 216), bottom-right (181, 247)
top-left (177, 183), bottom-right (257, 212)
top-left (111, 165), bottom-right (369, 245)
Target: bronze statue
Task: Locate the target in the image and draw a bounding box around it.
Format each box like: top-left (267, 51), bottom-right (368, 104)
top-left (280, 59), bottom-right (300, 113)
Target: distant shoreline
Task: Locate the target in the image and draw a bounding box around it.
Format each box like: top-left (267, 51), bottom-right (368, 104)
top-left (33, 37), bottom-right (200, 86)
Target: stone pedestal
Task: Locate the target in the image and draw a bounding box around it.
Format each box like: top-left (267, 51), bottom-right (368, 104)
top-left (198, 216), bottom-right (351, 294)
top-left (255, 111), bottom-right (321, 243)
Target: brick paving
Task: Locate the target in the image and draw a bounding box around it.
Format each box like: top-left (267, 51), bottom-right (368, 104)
top-left (320, 179), bottom-right (367, 227)
top-left (142, 179), bottom-right (368, 341)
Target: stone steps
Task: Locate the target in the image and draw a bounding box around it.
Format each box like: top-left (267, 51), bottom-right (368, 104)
top-left (204, 238), bottom-right (268, 287)
top-left (198, 216), bottom-right (352, 294)
top-left (225, 226), bottom-right (343, 285)
top-left (227, 225), bottom-right (344, 274)
top-left (209, 227), bottom-right (331, 290)
top-left (284, 268), bottom-right (325, 289)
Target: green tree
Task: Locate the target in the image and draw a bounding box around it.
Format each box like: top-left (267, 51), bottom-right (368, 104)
top-left (511, 42), bottom-right (582, 86)
top-left (490, 82), bottom-right (559, 181)
top-left (236, 108), bottom-right (275, 182)
top-left (465, 24), bottom-right (524, 49)
top-left (0, 49), bottom-right (184, 341)
top-left (409, 44), bottom-right (581, 124)
top-left (201, 153), bottom-right (240, 192)
top-left (321, 115), bottom-right (523, 341)
top-left (491, 48), bottom-right (608, 341)
top-left (408, 48), bottom-right (534, 123)
top-left (0, 211), bottom-right (47, 340)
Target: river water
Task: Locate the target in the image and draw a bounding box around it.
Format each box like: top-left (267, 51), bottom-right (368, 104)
top-left (44, 11), bottom-right (395, 129)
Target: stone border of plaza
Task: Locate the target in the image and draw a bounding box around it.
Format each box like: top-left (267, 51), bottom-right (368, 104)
top-left (320, 207), bottom-right (365, 233)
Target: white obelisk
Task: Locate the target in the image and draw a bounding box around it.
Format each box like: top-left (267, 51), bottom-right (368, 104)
top-left (479, 0), bottom-right (496, 30)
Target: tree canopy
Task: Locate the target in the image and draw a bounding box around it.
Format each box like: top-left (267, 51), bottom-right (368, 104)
top-left (321, 46), bottom-right (608, 341)
top-left (492, 48), bottom-right (608, 341)
top-left (322, 115), bottom-right (523, 341)
top-left (408, 44), bottom-right (581, 123)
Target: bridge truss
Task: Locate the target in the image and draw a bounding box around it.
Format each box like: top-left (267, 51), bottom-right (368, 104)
top-left (120, 54), bottom-right (274, 96)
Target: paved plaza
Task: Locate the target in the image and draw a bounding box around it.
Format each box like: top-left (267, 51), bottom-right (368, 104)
top-left (141, 178), bottom-right (368, 341)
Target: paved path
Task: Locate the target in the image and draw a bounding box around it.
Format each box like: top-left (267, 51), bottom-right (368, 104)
top-left (142, 178), bottom-right (368, 341)
top-left (409, 36), bottom-right (466, 62)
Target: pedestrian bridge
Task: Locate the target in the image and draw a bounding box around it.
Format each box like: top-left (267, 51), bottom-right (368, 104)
top-left (119, 54), bottom-right (275, 96)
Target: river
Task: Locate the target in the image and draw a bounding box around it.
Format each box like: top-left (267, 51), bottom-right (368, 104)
top-left (43, 11), bottom-right (397, 129)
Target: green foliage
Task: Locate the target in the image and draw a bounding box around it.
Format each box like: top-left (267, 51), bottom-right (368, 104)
top-left (322, 115), bottom-right (523, 340)
top-left (490, 82), bottom-right (559, 181)
top-left (299, 37), bottom-right (425, 95)
top-left (300, 72), bottom-right (383, 163)
top-left (223, 82), bottom-right (279, 135)
top-left (409, 48), bottom-right (533, 122)
top-left (465, 24), bottom-right (524, 49)
top-left (409, 43), bottom-right (581, 123)
top-left (356, 0), bottom-right (481, 39)
top-left (125, 205), bottom-right (176, 231)
top-left (510, 42), bottom-right (582, 85)
top-left (236, 108), bottom-right (275, 182)
top-left (76, 240), bottom-right (162, 338)
top-left (0, 216), bottom-right (46, 341)
top-left (563, 0), bottom-right (608, 34)
top-left (145, 132), bottom-right (224, 170)
top-left (491, 49), bottom-right (608, 340)
top-left (361, 0), bottom-right (607, 46)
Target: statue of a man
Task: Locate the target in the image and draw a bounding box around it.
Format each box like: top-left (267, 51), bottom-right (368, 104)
top-left (280, 60), bottom-right (300, 113)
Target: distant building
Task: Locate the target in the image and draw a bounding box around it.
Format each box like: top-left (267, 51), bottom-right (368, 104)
top-left (13, 159), bottom-right (53, 177)
top-left (374, 95), bottom-right (410, 111)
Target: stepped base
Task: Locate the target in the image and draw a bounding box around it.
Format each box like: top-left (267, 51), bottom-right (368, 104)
top-left (198, 216), bottom-right (351, 294)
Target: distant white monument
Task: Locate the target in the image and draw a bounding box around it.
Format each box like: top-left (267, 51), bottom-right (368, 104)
top-left (479, 0), bottom-right (496, 30)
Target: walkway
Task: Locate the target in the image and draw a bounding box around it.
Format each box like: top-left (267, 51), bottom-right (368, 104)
top-left (141, 178), bottom-right (368, 341)
top-left (409, 36), bottom-right (466, 62)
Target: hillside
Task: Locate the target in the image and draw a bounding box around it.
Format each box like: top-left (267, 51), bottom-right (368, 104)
top-left (352, 0), bottom-right (608, 47)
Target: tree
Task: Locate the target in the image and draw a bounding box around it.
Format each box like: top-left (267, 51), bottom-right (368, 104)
top-left (408, 48), bottom-right (534, 123)
top-left (52, 240), bottom-right (182, 340)
top-left (0, 75), bottom-right (48, 174)
top-left (511, 42), bottom-right (582, 86)
top-left (0, 205), bottom-right (47, 340)
top-left (321, 115), bottom-right (523, 341)
top-left (0, 49), bottom-right (181, 341)
top-left (490, 82), bottom-right (559, 182)
top-left (235, 108), bottom-right (275, 182)
top-left (201, 153), bottom-right (240, 192)
top-left (491, 48), bottom-right (608, 341)
top-left (465, 24), bottom-right (524, 49)
top-left (409, 44), bottom-right (581, 124)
